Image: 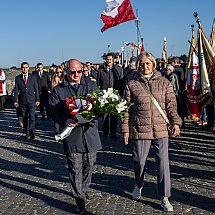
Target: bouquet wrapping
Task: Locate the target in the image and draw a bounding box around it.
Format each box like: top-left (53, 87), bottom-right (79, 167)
top-left (55, 114), bottom-right (90, 141)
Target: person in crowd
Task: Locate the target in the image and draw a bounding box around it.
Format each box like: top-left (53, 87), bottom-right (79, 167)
top-left (51, 66), bottom-right (64, 134)
top-left (156, 58), bottom-right (166, 76)
top-left (121, 52), bottom-right (182, 212)
top-left (51, 59), bottom-right (102, 214)
top-left (85, 61), bottom-right (98, 81)
top-left (14, 62), bottom-right (40, 140)
top-left (61, 62), bottom-right (68, 78)
top-left (82, 64), bottom-right (90, 77)
top-left (49, 64), bottom-right (57, 80)
top-left (114, 53), bottom-right (122, 66)
top-left (205, 66), bottom-right (215, 131)
top-left (51, 66), bottom-right (64, 89)
top-left (164, 64), bottom-right (184, 125)
top-left (33, 63), bottom-right (51, 119)
top-left (171, 57), bottom-right (185, 88)
top-left (171, 57), bottom-right (186, 127)
top-left (93, 64), bottom-right (100, 71)
top-left (123, 56), bottom-right (138, 84)
top-left (97, 52), bottom-right (124, 138)
top-left (0, 68), bottom-right (7, 111)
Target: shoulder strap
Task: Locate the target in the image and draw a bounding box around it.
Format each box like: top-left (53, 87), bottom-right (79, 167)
top-left (140, 82), bottom-right (170, 125)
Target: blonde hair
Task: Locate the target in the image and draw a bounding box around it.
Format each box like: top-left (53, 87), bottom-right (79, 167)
top-left (51, 66), bottom-right (63, 88)
top-left (136, 51), bottom-right (157, 70)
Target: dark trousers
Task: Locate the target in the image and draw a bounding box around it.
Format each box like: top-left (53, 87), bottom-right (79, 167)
top-left (66, 152), bottom-right (97, 208)
top-left (54, 122), bottom-right (60, 134)
top-left (39, 93), bottom-right (50, 118)
top-left (206, 104), bottom-right (214, 127)
top-left (16, 106), bottom-right (23, 127)
top-left (20, 104), bottom-right (36, 136)
top-left (132, 138), bottom-right (171, 198)
top-left (0, 96), bottom-right (5, 111)
top-left (102, 114), bottom-right (117, 136)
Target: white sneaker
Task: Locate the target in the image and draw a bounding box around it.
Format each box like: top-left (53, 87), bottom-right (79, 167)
top-left (132, 186), bottom-right (142, 200)
top-left (160, 198), bottom-right (174, 212)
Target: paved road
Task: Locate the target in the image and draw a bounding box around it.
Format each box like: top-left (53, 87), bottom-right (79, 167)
top-left (0, 108), bottom-right (214, 215)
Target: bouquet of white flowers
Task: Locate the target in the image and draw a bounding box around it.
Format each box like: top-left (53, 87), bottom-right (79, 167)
top-left (55, 88), bottom-right (132, 141)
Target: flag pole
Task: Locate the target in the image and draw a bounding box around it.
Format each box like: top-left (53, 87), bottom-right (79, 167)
top-left (193, 12), bottom-right (201, 28)
top-left (135, 9), bottom-right (142, 56)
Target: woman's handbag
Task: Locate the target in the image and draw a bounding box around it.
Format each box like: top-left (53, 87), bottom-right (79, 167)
top-left (140, 82), bottom-right (177, 138)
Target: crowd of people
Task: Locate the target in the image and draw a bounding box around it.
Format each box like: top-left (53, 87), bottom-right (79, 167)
top-left (0, 51), bottom-right (214, 214)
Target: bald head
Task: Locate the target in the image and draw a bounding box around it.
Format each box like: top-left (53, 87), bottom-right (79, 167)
top-left (68, 59), bottom-right (82, 69)
top-left (67, 59), bottom-right (83, 83)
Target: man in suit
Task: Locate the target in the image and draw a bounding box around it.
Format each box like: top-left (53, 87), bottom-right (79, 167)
top-left (14, 62), bottom-right (40, 140)
top-left (97, 52), bottom-right (125, 138)
top-left (33, 63), bottom-right (51, 119)
top-left (51, 59), bottom-right (102, 214)
top-left (85, 61), bottom-right (98, 81)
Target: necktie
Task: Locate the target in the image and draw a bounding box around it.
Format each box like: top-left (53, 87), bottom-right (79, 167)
top-left (74, 84), bottom-right (78, 90)
top-left (24, 75), bottom-right (27, 85)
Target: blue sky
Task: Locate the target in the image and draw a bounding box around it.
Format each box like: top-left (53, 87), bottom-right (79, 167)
top-left (0, 0), bottom-right (214, 68)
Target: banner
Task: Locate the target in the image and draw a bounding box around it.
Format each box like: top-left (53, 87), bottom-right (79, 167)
top-left (186, 28), bottom-right (213, 119)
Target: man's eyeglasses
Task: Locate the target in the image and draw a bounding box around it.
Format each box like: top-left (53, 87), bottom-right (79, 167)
top-left (68, 70), bottom-right (82, 75)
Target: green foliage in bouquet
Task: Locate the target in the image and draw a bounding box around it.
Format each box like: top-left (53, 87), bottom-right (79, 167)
top-left (79, 88), bottom-right (132, 121)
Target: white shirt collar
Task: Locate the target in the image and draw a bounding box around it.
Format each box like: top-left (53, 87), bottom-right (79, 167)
top-left (23, 73), bottom-right (28, 77)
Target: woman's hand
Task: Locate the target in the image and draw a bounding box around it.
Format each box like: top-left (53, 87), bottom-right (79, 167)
top-left (172, 124), bottom-right (180, 137)
top-left (123, 133), bottom-right (129, 145)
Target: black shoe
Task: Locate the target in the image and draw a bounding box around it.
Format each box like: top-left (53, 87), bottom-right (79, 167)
top-left (75, 205), bottom-right (86, 214)
top-left (30, 135), bottom-right (35, 140)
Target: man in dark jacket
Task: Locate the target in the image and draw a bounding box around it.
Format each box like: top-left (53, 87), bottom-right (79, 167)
top-left (51, 59), bottom-right (102, 214)
top-left (33, 63), bottom-right (51, 119)
top-left (14, 62), bottom-right (40, 139)
top-left (97, 52), bottom-right (124, 138)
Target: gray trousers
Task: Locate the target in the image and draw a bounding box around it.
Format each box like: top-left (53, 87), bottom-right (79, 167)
top-left (132, 138), bottom-right (171, 198)
top-left (66, 152), bottom-right (97, 207)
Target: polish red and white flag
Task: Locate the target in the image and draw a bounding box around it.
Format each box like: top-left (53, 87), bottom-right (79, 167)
top-left (101, 0), bottom-right (136, 32)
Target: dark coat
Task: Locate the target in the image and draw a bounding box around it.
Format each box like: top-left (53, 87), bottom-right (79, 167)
top-left (33, 70), bottom-right (51, 95)
top-left (50, 76), bottom-right (102, 154)
top-left (164, 72), bottom-right (181, 98)
top-left (14, 73), bottom-right (40, 105)
top-left (97, 64), bottom-right (124, 96)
